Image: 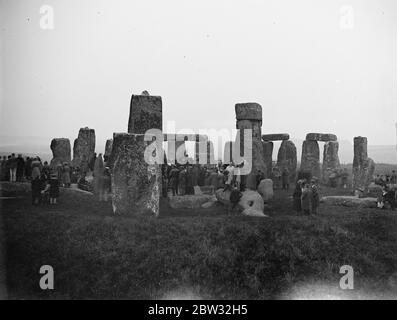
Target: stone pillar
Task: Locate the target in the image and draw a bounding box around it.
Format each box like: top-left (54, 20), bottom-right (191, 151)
top-left (110, 133), bottom-right (161, 217)
top-left (72, 127), bottom-right (96, 172)
top-left (128, 92), bottom-right (162, 134)
top-left (262, 141), bottom-right (273, 178)
top-left (50, 138), bottom-right (71, 168)
top-left (223, 141), bottom-right (235, 164)
top-left (353, 136), bottom-right (375, 190)
top-left (322, 141), bottom-right (341, 181)
top-left (277, 140), bottom-right (297, 183)
top-left (207, 141), bottom-right (215, 165)
top-left (235, 103), bottom-right (266, 189)
top-left (104, 139), bottom-right (113, 163)
top-left (175, 140), bottom-right (187, 165)
top-left (300, 140), bottom-right (320, 179)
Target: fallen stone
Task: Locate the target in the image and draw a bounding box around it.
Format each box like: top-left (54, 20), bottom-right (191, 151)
top-left (320, 196), bottom-right (377, 208)
top-left (242, 207), bottom-right (268, 217)
top-left (306, 133), bottom-right (337, 142)
top-left (257, 178), bottom-right (274, 202)
top-left (201, 199), bottom-right (217, 208)
top-left (169, 195), bottom-right (216, 209)
top-left (215, 189), bottom-right (265, 214)
top-left (262, 133), bottom-right (290, 141)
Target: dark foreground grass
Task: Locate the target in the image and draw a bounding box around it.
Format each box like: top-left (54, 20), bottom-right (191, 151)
top-left (1, 182), bottom-right (397, 299)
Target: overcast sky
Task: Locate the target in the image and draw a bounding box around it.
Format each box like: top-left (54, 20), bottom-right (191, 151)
top-left (1, 0), bottom-right (397, 156)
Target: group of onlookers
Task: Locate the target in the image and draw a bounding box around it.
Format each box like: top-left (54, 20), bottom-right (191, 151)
top-left (292, 178), bottom-right (320, 215)
top-left (374, 170), bottom-right (397, 210)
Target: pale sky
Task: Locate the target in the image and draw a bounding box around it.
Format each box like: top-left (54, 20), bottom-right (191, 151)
top-left (1, 0), bottom-right (397, 155)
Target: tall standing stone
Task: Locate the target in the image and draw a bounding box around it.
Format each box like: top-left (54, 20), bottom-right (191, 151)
top-left (128, 92), bottom-right (162, 134)
top-left (50, 138), bottom-right (71, 168)
top-left (300, 140), bottom-right (320, 179)
top-left (207, 141), bottom-right (215, 165)
top-left (262, 141), bottom-right (273, 178)
top-left (72, 127), bottom-right (96, 172)
top-left (104, 139), bottom-right (113, 160)
top-left (322, 141), bottom-right (341, 178)
top-left (277, 140), bottom-right (297, 182)
top-left (110, 133), bottom-right (161, 217)
top-left (235, 103), bottom-right (267, 189)
top-left (353, 136), bottom-right (375, 190)
top-left (223, 141), bottom-right (235, 164)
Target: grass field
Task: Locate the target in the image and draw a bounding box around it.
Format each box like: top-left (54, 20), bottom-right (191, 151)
top-left (1, 182), bottom-right (397, 300)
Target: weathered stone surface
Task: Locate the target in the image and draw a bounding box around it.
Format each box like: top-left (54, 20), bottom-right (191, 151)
top-left (306, 133), bottom-right (337, 142)
top-left (235, 103), bottom-right (262, 121)
top-left (352, 137), bottom-right (375, 190)
top-left (262, 133), bottom-right (290, 141)
top-left (276, 140), bottom-right (297, 183)
top-left (72, 127), bottom-right (96, 171)
top-left (104, 139), bottom-right (113, 159)
top-left (300, 140), bottom-right (321, 179)
top-left (207, 141), bottom-right (216, 165)
top-left (322, 141), bottom-right (341, 179)
top-left (169, 195), bottom-right (216, 209)
top-left (50, 138), bottom-right (71, 168)
top-left (257, 178), bottom-right (274, 202)
top-left (235, 102), bottom-right (266, 189)
top-left (242, 207), bottom-right (268, 217)
top-left (111, 133), bottom-right (161, 217)
top-left (262, 141), bottom-right (273, 178)
top-left (223, 141), bottom-right (235, 164)
top-left (320, 196), bottom-right (377, 208)
top-left (128, 93), bottom-right (162, 134)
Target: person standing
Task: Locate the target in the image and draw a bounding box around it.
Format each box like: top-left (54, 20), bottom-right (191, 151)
top-left (310, 178), bottom-right (320, 215)
top-left (391, 170), bottom-right (397, 185)
top-left (16, 154), bottom-right (25, 182)
top-left (48, 173), bottom-right (60, 204)
top-left (293, 180), bottom-right (303, 214)
top-left (93, 154), bottom-right (104, 197)
top-left (281, 167), bottom-right (290, 190)
top-left (0, 156), bottom-right (7, 181)
top-left (8, 153), bottom-right (17, 182)
top-left (301, 182), bottom-right (312, 215)
top-left (100, 167), bottom-right (112, 201)
top-left (178, 167), bottom-right (187, 196)
top-left (169, 165), bottom-right (179, 196)
top-left (62, 162), bottom-right (71, 188)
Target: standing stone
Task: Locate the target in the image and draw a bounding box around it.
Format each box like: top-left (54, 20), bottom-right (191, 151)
top-left (207, 141), bottom-right (215, 165)
top-left (322, 141), bottom-right (341, 179)
top-left (277, 140), bottom-right (297, 183)
top-left (72, 127), bottom-right (96, 172)
top-left (50, 138), bottom-right (71, 168)
top-left (104, 139), bottom-right (113, 160)
top-left (300, 140), bottom-right (321, 179)
top-left (110, 133), bottom-right (161, 217)
top-left (128, 92), bottom-right (162, 134)
top-left (223, 141), bottom-right (235, 164)
top-left (235, 103), bottom-right (267, 189)
top-left (353, 137), bottom-right (375, 190)
top-left (262, 141), bottom-right (273, 178)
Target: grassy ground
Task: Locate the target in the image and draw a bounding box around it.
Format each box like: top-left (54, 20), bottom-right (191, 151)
top-left (1, 182), bottom-right (397, 300)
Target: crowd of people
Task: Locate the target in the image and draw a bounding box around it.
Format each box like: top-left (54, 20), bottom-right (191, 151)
top-left (0, 152), bottom-right (111, 205)
top-left (374, 170), bottom-right (397, 210)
